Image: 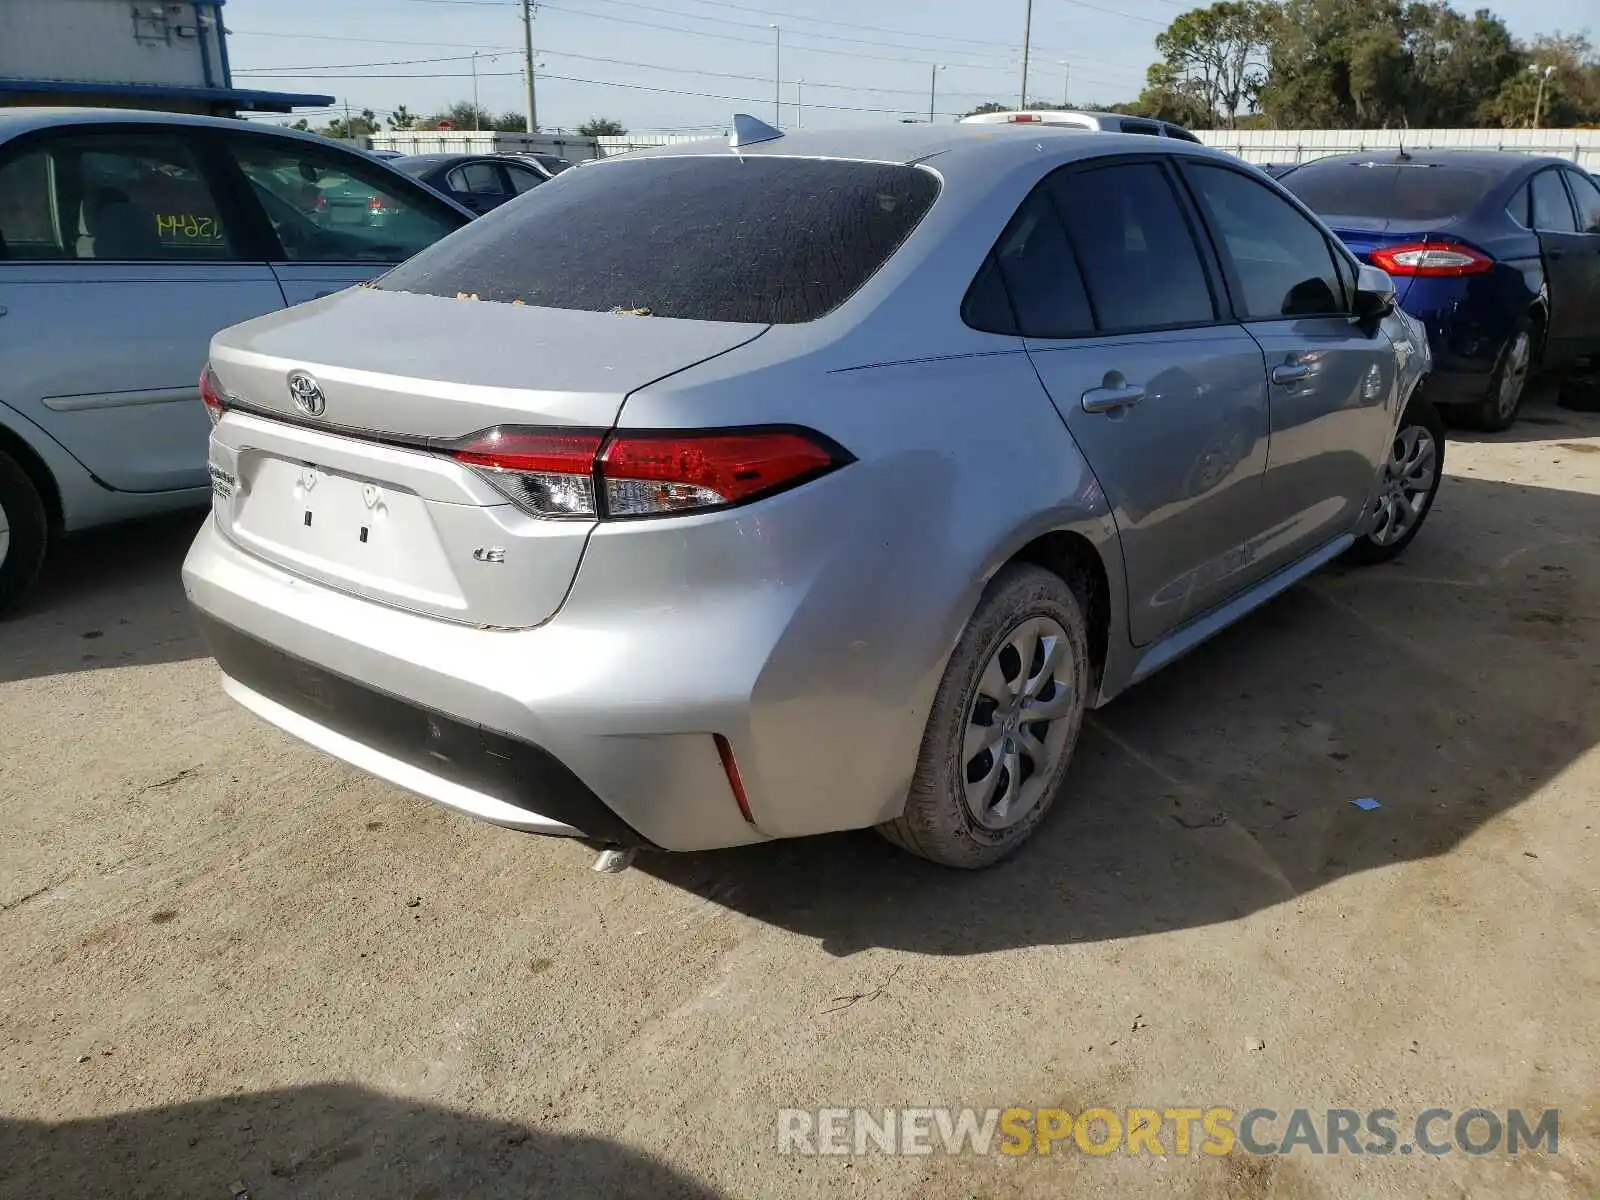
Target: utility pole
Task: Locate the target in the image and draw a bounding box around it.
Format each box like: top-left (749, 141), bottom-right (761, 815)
top-left (796, 79), bottom-right (804, 128)
top-left (1059, 59), bottom-right (1070, 108)
top-left (1530, 63), bottom-right (1555, 128)
top-left (471, 52), bottom-right (480, 130)
top-left (769, 24), bottom-right (781, 126)
top-left (342, 96), bottom-right (352, 140)
top-left (929, 63), bottom-right (946, 123)
top-left (1019, 0), bottom-right (1033, 110)
top-left (521, 0), bottom-right (538, 134)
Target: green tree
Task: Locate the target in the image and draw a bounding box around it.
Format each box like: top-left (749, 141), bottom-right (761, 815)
top-left (386, 104), bottom-right (416, 131)
top-left (1135, 61), bottom-right (1221, 126)
top-left (1259, 0), bottom-right (1525, 127)
top-left (321, 108), bottom-right (379, 140)
top-left (491, 110), bottom-right (528, 132)
top-left (1152, 1), bottom-right (1276, 128)
top-left (577, 117), bottom-right (627, 136)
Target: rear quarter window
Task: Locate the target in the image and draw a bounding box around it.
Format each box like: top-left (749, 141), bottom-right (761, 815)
top-left (376, 156), bottom-right (941, 324)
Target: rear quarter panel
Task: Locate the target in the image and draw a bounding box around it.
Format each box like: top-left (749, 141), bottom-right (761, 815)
top-left (609, 334), bottom-right (1120, 839)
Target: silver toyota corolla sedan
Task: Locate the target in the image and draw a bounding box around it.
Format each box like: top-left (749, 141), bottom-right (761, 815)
top-left (183, 118), bottom-right (1437, 868)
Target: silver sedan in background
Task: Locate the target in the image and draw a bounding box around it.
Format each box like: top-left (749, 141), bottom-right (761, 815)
top-left (184, 119), bottom-right (1436, 869)
top-left (0, 108), bottom-right (471, 611)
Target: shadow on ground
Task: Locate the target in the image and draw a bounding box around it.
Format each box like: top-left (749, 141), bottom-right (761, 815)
top-left (639, 465), bottom-right (1600, 956)
top-left (1441, 377), bottom-right (1600, 444)
top-left (0, 510), bottom-right (206, 684)
top-left (0, 1083), bottom-right (722, 1200)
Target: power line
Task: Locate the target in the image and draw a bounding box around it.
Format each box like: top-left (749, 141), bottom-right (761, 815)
top-left (236, 45), bottom-right (1136, 95)
top-left (400, 0), bottom-right (1149, 75)
top-left (253, 63), bottom-right (989, 117)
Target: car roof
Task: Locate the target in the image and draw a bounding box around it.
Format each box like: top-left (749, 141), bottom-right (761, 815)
top-left (395, 153), bottom-right (538, 166)
top-left (0, 106), bottom-right (345, 150)
top-left (1287, 149), bottom-right (1573, 177)
top-left (591, 122), bottom-right (1231, 177)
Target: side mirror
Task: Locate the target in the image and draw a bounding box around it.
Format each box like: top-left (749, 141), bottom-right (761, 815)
top-left (1353, 263), bottom-right (1397, 319)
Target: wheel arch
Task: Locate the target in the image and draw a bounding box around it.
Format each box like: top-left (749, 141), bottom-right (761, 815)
top-left (1005, 529), bottom-right (1114, 699)
top-left (0, 419), bottom-right (63, 534)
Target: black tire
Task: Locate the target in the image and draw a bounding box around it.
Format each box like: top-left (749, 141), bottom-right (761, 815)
top-left (878, 563), bottom-right (1089, 869)
top-left (1343, 394), bottom-right (1446, 566)
top-left (0, 450), bottom-right (49, 616)
top-left (1460, 313), bottom-right (1537, 432)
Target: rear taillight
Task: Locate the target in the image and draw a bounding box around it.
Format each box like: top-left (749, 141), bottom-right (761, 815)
top-left (199, 362), bottom-right (225, 426)
top-left (1007, 113), bottom-right (1042, 123)
top-left (1369, 241), bottom-right (1493, 277)
top-left (313, 191), bottom-right (327, 212)
top-left (450, 426), bottom-right (849, 520)
top-left (368, 195), bottom-right (387, 214)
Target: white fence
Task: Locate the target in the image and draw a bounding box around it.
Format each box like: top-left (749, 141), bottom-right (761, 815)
top-left (594, 127), bottom-right (1600, 169)
top-left (368, 130), bottom-right (601, 161)
top-left (1197, 128), bottom-right (1600, 169)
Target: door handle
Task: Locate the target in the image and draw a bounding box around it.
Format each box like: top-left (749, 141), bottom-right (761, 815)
top-left (1547, 247), bottom-right (1566, 260)
top-left (1081, 383), bottom-right (1146, 413)
top-left (1271, 362), bottom-right (1312, 385)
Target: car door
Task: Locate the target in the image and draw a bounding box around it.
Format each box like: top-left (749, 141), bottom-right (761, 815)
top-left (0, 126), bottom-right (285, 494)
top-left (1558, 169), bottom-right (1600, 358)
top-left (218, 133), bottom-right (469, 305)
top-left (1180, 159), bottom-right (1398, 571)
top-left (1529, 167), bottom-right (1590, 366)
top-left (1006, 158), bottom-right (1273, 646)
top-left (443, 160), bottom-right (513, 215)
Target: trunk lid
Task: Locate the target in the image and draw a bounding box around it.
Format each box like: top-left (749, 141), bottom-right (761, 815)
top-left (206, 287), bottom-right (767, 628)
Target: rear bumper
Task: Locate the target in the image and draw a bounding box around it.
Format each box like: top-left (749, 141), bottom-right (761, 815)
top-left (182, 518), bottom-right (771, 851)
top-left (194, 612), bottom-right (649, 845)
top-left (1399, 273), bottom-right (1530, 407)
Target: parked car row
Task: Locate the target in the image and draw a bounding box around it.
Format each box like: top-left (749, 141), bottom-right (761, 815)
top-left (1, 105), bottom-right (1592, 878)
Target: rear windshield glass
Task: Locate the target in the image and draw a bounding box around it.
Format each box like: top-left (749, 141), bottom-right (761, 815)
top-left (375, 156), bottom-right (941, 323)
top-left (1280, 163), bottom-right (1494, 221)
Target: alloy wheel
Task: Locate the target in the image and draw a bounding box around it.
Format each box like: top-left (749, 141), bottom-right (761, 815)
top-left (1497, 331), bottom-right (1531, 420)
top-left (1369, 422), bottom-right (1438, 547)
top-left (962, 616), bottom-right (1078, 831)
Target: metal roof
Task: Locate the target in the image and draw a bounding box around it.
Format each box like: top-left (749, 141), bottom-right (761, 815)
top-left (0, 78), bottom-right (333, 114)
top-left (0, 106), bottom-right (334, 141)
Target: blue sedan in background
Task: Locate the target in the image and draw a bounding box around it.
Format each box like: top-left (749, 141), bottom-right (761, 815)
top-left (1281, 150), bottom-right (1600, 430)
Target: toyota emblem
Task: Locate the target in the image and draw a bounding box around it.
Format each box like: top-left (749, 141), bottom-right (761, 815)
top-left (287, 370), bottom-right (326, 417)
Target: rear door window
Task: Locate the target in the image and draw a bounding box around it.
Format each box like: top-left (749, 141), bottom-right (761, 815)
top-left (1531, 169), bottom-right (1578, 233)
top-left (1049, 161), bottom-right (1217, 330)
top-left (0, 133), bottom-right (234, 261)
top-left (504, 163), bottom-right (545, 194)
top-left (1566, 171), bottom-right (1600, 234)
top-left (1185, 162), bottom-right (1348, 319)
top-left (446, 161), bottom-right (506, 196)
top-left (375, 156), bottom-right (940, 323)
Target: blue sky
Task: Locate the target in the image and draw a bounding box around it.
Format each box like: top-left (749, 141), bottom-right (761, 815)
top-left (227, 0), bottom-right (1596, 133)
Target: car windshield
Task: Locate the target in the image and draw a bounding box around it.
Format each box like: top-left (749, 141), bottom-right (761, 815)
top-left (1280, 163), bottom-right (1494, 221)
top-left (374, 155), bottom-right (941, 323)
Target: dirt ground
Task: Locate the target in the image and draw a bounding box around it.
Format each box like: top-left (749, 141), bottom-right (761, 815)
top-left (2, 390), bottom-right (1597, 1200)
